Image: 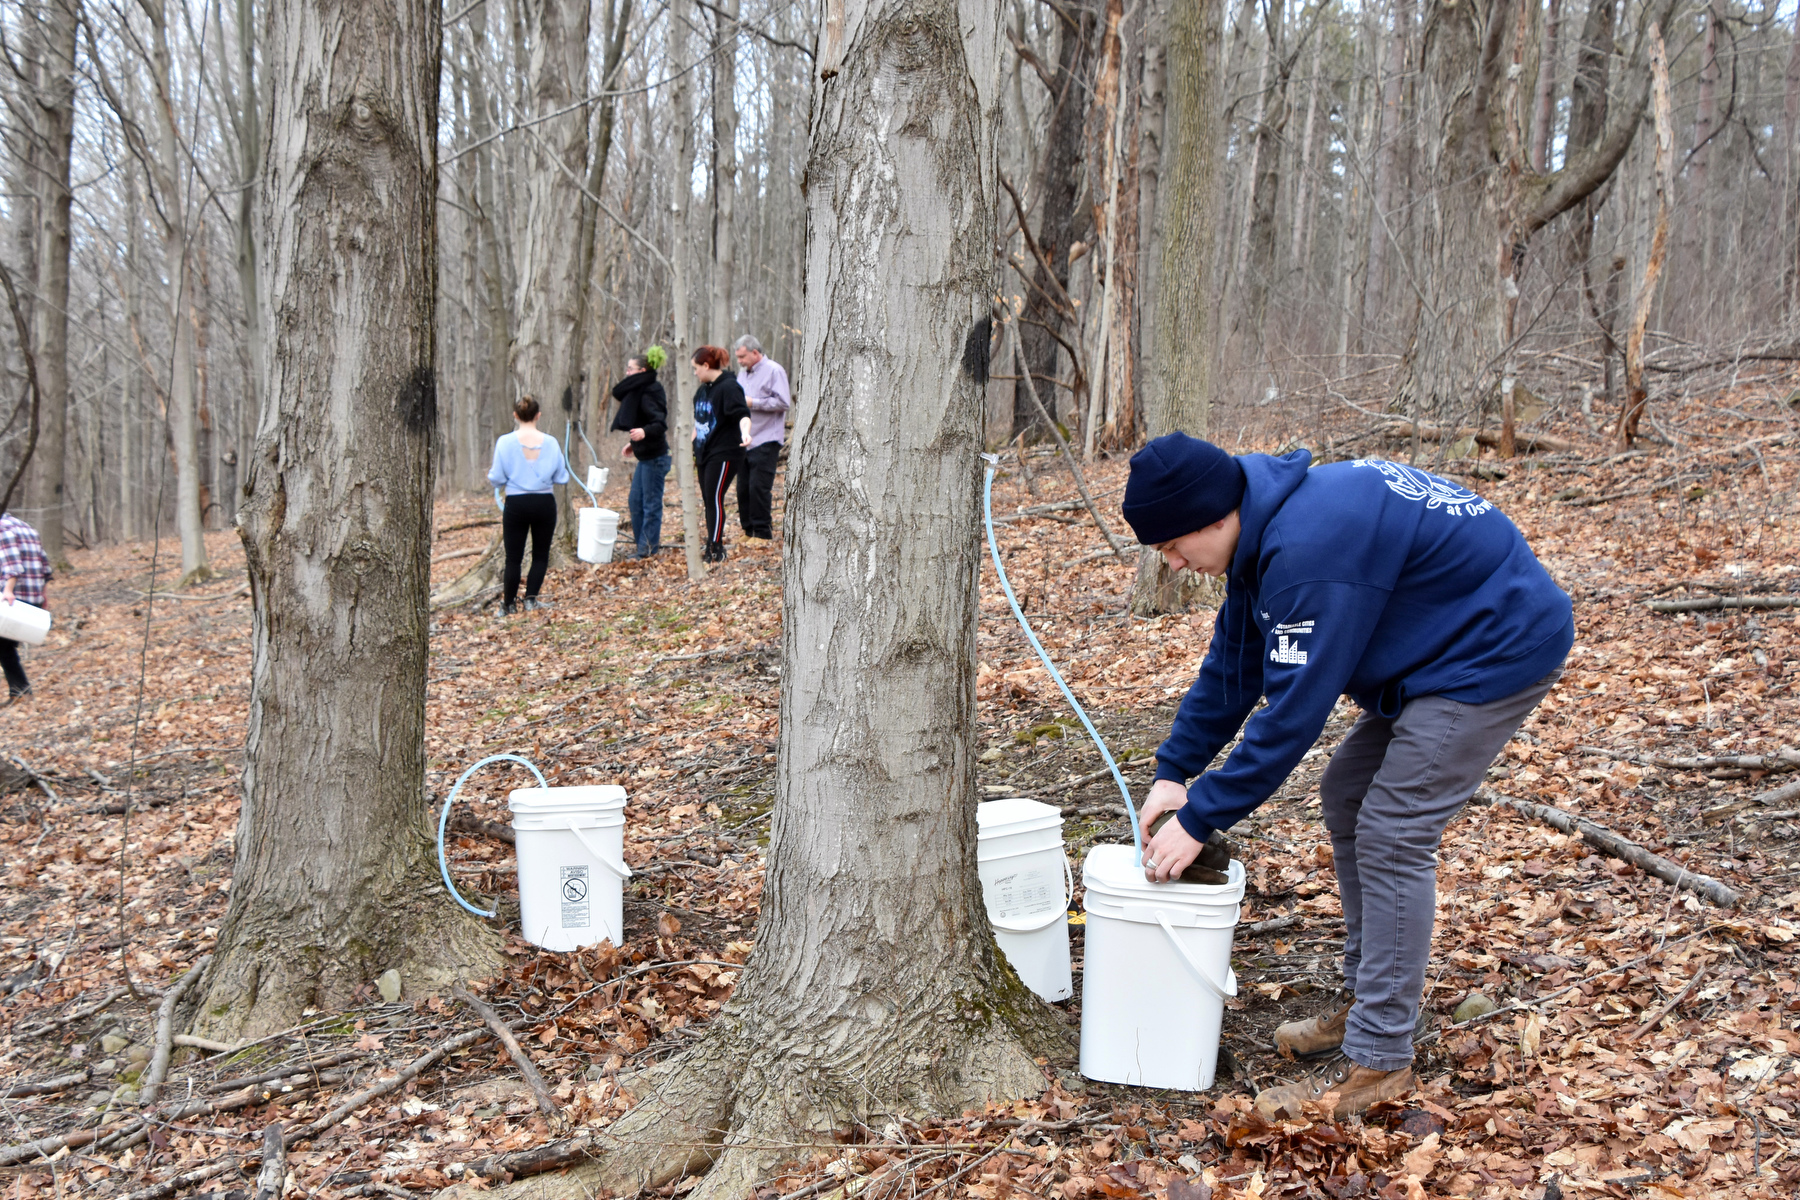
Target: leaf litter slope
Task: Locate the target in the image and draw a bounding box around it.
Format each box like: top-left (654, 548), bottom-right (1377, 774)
top-left (0, 393), bottom-right (1797, 1198)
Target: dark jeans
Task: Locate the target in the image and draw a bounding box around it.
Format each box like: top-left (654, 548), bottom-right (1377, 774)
top-left (736, 441), bottom-right (781, 538)
top-left (700, 457), bottom-right (738, 550)
top-left (0, 636), bottom-right (27, 696)
top-left (502, 492), bottom-right (557, 603)
top-left (628, 453), bottom-right (671, 554)
top-left (1320, 666), bottom-right (1564, 1070)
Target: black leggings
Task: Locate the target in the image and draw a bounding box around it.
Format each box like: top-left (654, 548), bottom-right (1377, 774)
top-left (0, 637), bottom-right (27, 696)
top-left (502, 492), bottom-right (557, 603)
top-left (700, 457), bottom-right (738, 550)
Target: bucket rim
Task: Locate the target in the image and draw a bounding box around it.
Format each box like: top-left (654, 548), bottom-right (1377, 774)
top-left (976, 798), bottom-right (1064, 831)
top-left (508, 785), bottom-right (628, 813)
top-left (1082, 843), bottom-right (1246, 902)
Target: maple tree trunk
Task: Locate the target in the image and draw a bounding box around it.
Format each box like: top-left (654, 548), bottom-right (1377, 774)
top-left (1528, 0), bottom-right (1560, 173)
top-left (1619, 27), bottom-right (1673, 451)
top-left (552, 6), bottom-right (1069, 1196)
top-left (193, 0), bottom-right (498, 1039)
top-left (669, 0), bottom-right (706, 582)
top-left (25, 0), bottom-right (77, 569)
top-left (710, 0), bottom-right (738, 343)
top-left (1136, 0), bottom-right (1225, 617)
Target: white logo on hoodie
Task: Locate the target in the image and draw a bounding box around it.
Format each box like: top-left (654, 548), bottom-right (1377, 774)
top-left (1352, 459), bottom-right (1493, 516)
top-left (1270, 620), bottom-right (1313, 665)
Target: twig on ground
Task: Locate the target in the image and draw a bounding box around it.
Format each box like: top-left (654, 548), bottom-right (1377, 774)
top-left (1471, 788), bottom-right (1740, 906)
top-left (286, 1026), bottom-right (493, 1146)
top-left (431, 547), bottom-right (484, 566)
top-left (1237, 914), bottom-right (1303, 938)
top-left (1575, 744), bottom-right (1800, 773)
top-left (1753, 779), bottom-right (1800, 808)
top-left (1645, 594), bottom-right (1799, 613)
top-left (1035, 757), bottom-right (1155, 798)
top-left (172, 1033), bottom-right (242, 1054)
top-left (454, 986), bottom-right (558, 1117)
top-left (140, 954), bottom-right (212, 1106)
top-left (8, 754), bottom-right (58, 803)
top-left (1626, 962), bottom-right (1709, 1041)
top-left (15, 985), bottom-right (126, 1037)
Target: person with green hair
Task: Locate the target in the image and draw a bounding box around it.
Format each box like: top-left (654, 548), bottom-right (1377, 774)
top-left (610, 347), bottom-right (670, 558)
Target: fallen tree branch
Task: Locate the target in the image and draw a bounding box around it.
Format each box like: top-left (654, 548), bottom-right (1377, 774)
top-left (1645, 594), bottom-right (1798, 613)
top-left (1036, 757), bottom-right (1156, 798)
top-left (14, 985), bottom-right (125, 1037)
top-left (1754, 779), bottom-right (1800, 808)
top-left (1376, 418), bottom-right (1577, 454)
top-left (1472, 788), bottom-right (1740, 906)
top-left (448, 811), bottom-right (517, 845)
top-left (252, 1122), bottom-right (287, 1200)
top-left (286, 1026), bottom-right (492, 1146)
top-left (448, 1132), bottom-right (600, 1182)
top-left (0, 1067), bottom-right (91, 1099)
top-left (453, 987), bottom-right (557, 1117)
top-left (430, 547), bottom-right (485, 566)
top-left (1575, 745), bottom-right (1800, 773)
top-left (141, 954), bottom-right (211, 1107)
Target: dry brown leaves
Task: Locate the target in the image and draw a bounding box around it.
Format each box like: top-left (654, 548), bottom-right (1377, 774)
top-left (2, 384), bottom-right (1798, 1198)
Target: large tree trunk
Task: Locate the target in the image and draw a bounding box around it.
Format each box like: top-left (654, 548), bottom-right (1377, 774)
top-left (1359, 0), bottom-right (1408, 350)
top-left (517, 4), bottom-right (1068, 1197)
top-left (193, 0), bottom-right (498, 1039)
top-left (1134, 2), bottom-right (1166, 441)
top-left (1528, 0), bottom-right (1560, 172)
top-left (25, 0), bottom-right (77, 569)
top-left (1134, 0), bottom-right (1225, 618)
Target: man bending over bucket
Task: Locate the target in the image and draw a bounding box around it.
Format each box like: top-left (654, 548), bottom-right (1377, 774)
top-left (1121, 433), bottom-right (1573, 1120)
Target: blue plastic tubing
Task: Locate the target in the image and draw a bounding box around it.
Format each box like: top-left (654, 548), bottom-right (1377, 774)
top-left (981, 459), bottom-right (1143, 862)
top-left (437, 753), bottom-right (548, 917)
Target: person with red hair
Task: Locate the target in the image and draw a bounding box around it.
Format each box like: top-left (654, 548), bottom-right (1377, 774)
top-left (689, 345), bottom-right (751, 563)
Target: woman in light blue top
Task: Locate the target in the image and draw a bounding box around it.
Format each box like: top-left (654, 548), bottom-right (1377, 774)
top-left (487, 395), bottom-right (570, 614)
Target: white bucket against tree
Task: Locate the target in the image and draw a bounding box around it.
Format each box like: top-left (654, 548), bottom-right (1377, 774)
top-left (1079, 843), bottom-right (1244, 1091)
top-left (577, 508), bottom-right (621, 564)
top-left (586, 466), bottom-right (609, 495)
top-left (509, 786), bottom-right (632, 951)
top-left (977, 799), bottom-right (1073, 1002)
top-left (0, 600), bottom-right (50, 647)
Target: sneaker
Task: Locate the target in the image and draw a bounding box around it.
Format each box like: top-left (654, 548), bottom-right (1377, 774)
top-left (1254, 1056), bottom-right (1416, 1121)
top-left (524, 597), bottom-right (549, 612)
top-left (1274, 994), bottom-right (1354, 1060)
top-left (5, 687), bottom-right (29, 706)
top-left (501, 599), bottom-right (519, 616)
top-left (704, 543), bottom-right (727, 564)
top-left (636, 544), bottom-right (654, 559)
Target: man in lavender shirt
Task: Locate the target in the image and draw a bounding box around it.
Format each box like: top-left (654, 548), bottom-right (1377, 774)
top-left (733, 335), bottom-right (791, 541)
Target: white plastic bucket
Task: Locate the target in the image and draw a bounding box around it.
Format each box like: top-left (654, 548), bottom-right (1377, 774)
top-left (1079, 843), bottom-right (1244, 1091)
top-left (0, 600), bottom-right (50, 647)
top-left (977, 799), bottom-right (1073, 1002)
top-left (586, 466), bottom-right (609, 495)
top-left (509, 786), bottom-right (632, 951)
top-left (577, 508), bottom-right (622, 564)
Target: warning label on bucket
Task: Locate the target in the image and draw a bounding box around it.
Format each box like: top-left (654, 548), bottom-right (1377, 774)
top-left (989, 867), bottom-right (1061, 921)
top-left (560, 866), bottom-right (591, 928)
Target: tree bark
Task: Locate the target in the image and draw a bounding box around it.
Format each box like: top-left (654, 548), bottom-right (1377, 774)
top-left (670, 0), bottom-right (706, 582)
top-left (529, 5), bottom-right (1069, 1197)
top-left (1528, 0), bottom-right (1560, 173)
top-left (194, 0), bottom-right (498, 1039)
top-left (1149, 0), bottom-right (1223, 439)
top-left (1618, 25), bottom-right (1672, 450)
top-left (710, 0), bottom-right (739, 343)
top-left (1360, 0), bottom-right (1408, 348)
top-left (25, 0), bottom-right (78, 569)
top-left (1134, 1), bottom-right (1166, 440)
top-left (1014, 0), bottom-right (1096, 440)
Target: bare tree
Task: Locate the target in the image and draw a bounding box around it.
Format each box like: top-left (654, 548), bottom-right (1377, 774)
top-left (535, 4), bottom-right (1067, 1196)
top-left (192, 0), bottom-right (497, 1038)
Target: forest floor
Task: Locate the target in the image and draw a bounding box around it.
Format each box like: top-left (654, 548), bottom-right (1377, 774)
top-left (2, 383), bottom-right (1799, 1200)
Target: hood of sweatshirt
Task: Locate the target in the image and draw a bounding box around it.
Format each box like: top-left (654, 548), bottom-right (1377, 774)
top-left (612, 368), bottom-right (658, 399)
top-left (1228, 449), bottom-right (1313, 589)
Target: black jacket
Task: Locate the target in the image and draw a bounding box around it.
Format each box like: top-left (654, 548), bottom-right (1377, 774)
top-left (693, 372), bottom-right (749, 466)
top-left (610, 370), bottom-right (669, 460)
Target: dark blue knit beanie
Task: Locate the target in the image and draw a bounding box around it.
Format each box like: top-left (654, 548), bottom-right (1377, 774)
top-left (1120, 433), bottom-right (1245, 545)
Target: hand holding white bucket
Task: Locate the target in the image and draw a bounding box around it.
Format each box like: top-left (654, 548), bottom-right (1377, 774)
top-left (0, 599), bottom-right (51, 647)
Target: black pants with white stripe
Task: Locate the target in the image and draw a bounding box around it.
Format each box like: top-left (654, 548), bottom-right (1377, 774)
top-left (700, 457), bottom-right (738, 552)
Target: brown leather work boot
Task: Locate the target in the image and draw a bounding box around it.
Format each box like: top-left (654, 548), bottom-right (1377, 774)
top-left (1254, 1057), bottom-right (1416, 1121)
top-left (1273, 994), bottom-right (1353, 1060)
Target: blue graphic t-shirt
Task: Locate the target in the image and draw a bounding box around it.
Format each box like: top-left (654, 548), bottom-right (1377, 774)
top-left (693, 387), bottom-right (716, 449)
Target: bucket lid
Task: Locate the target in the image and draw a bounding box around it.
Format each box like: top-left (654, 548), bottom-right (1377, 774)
top-left (977, 798), bottom-right (1063, 834)
top-left (1082, 843), bottom-right (1245, 903)
top-left (508, 785), bottom-right (627, 814)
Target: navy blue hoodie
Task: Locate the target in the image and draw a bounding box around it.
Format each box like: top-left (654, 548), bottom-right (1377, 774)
top-left (1159, 451), bottom-right (1574, 843)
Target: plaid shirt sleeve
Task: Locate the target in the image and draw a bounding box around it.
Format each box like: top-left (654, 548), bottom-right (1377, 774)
top-left (0, 517), bottom-right (50, 606)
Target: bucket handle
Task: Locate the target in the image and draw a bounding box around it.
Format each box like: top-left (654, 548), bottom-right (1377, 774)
top-left (1151, 909), bottom-right (1238, 1002)
top-left (988, 854), bottom-right (1074, 933)
top-left (437, 753), bottom-right (548, 919)
top-left (566, 822), bottom-right (635, 882)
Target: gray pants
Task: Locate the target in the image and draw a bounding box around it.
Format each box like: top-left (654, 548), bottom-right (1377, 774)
top-left (1321, 667), bottom-right (1563, 1070)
